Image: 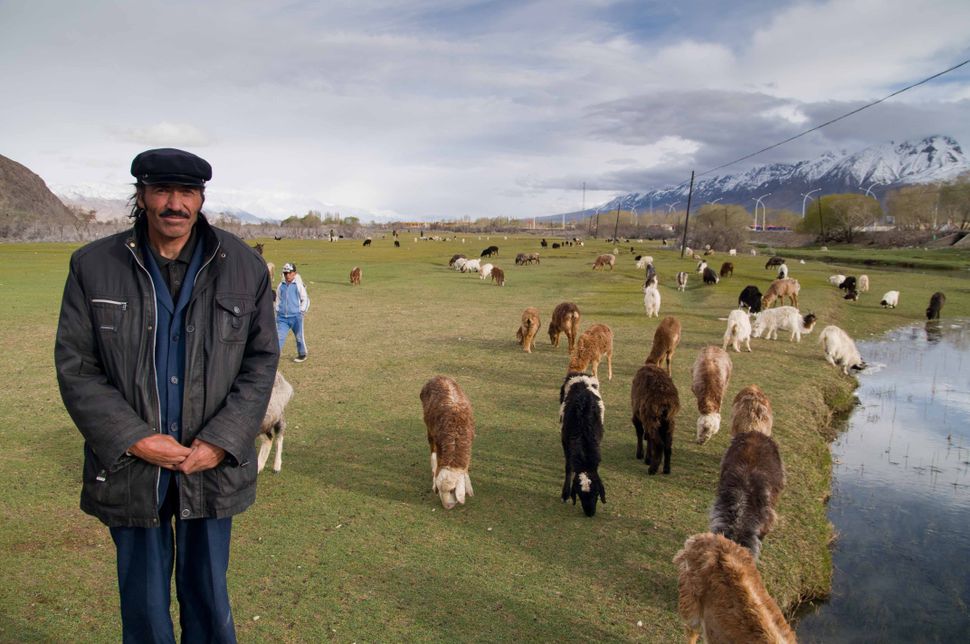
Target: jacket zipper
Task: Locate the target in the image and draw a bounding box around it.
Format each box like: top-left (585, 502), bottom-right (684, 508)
top-left (91, 298), bottom-right (128, 309)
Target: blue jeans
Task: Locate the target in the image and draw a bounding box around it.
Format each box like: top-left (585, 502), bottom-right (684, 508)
top-left (110, 480), bottom-right (236, 644)
top-left (277, 314), bottom-right (307, 357)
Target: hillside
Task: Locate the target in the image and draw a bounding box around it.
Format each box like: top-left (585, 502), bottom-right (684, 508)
top-left (0, 154), bottom-right (78, 234)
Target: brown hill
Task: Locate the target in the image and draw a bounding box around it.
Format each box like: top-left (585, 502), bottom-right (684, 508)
top-left (0, 153), bottom-right (78, 235)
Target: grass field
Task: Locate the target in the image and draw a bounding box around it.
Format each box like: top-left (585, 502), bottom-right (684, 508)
top-left (1, 233), bottom-right (968, 642)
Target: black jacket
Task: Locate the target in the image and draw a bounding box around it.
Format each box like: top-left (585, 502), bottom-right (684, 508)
top-left (55, 215), bottom-right (279, 528)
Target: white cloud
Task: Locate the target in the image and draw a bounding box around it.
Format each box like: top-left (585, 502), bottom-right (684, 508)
top-left (116, 122), bottom-right (213, 147)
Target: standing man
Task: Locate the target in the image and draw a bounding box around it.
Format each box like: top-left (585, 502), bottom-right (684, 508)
top-left (275, 262), bottom-right (309, 362)
top-left (55, 148), bottom-right (279, 643)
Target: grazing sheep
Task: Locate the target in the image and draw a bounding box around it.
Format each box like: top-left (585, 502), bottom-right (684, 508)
top-left (349, 266), bottom-right (362, 286)
top-left (514, 252), bottom-right (528, 265)
top-left (256, 370), bottom-right (294, 473)
top-left (858, 274), bottom-right (870, 293)
top-left (761, 278), bottom-right (799, 308)
top-left (559, 373), bottom-right (606, 516)
top-left (838, 276), bottom-right (857, 293)
top-left (420, 376), bottom-right (475, 510)
top-left (696, 260), bottom-right (708, 274)
top-left (764, 256), bottom-right (785, 269)
top-left (926, 291), bottom-right (946, 320)
top-left (719, 262), bottom-right (734, 278)
top-left (569, 324), bottom-right (614, 381)
top-left (776, 263), bottom-right (788, 279)
top-left (702, 266), bottom-right (719, 285)
top-left (752, 306), bottom-right (817, 342)
top-left (525, 252), bottom-right (541, 264)
top-left (552, 242), bottom-right (561, 249)
top-left (722, 309), bottom-right (752, 353)
top-left (710, 431), bottom-right (786, 560)
top-left (516, 307), bottom-right (540, 353)
top-left (737, 285), bottom-right (763, 313)
top-left (730, 385), bottom-right (773, 437)
top-left (692, 346), bottom-right (733, 445)
top-left (729, 249), bottom-right (737, 256)
top-left (819, 325), bottom-right (866, 374)
top-left (675, 533), bottom-right (797, 644)
top-left (540, 238), bottom-right (548, 248)
top-left (844, 289), bottom-right (859, 301)
top-left (643, 283), bottom-right (661, 318)
top-left (480, 245), bottom-right (499, 258)
top-left (592, 253), bottom-right (616, 270)
top-left (362, 238), bottom-right (372, 247)
top-left (490, 267), bottom-right (505, 286)
top-left (646, 316), bottom-right (681, 375)
top-left (462, 258), bottom-right (481, 274)
top-left (631, 364), bottom-right (680, 475)
top-left (676, 271), bottom-right (689, 291)
top-left (452, 257), bottom-right (468, 271)
top-left (635, 254), bottom-right (654, 270)
top-left (549, 302), bottom-right (582, 352)
top-left (478, 262), bottom-right (494, 280)
top-left (880, 290), bottom-right (900, 308)
top-left (828, 274), bottom-right (846, 286)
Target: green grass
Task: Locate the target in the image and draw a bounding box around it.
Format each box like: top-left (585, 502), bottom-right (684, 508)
top-left (1, 235), bottom-right (969, 642)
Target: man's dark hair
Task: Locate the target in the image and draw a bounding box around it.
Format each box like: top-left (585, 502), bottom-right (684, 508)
top-left (128, 183), bottom-right (206, 220)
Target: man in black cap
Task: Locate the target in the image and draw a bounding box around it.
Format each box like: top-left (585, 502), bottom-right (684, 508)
top-left (55, 148), bottom-right (279, 643)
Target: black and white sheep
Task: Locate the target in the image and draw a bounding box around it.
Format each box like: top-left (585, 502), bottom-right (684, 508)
top-left (559, 373), bottom-right (606, 516)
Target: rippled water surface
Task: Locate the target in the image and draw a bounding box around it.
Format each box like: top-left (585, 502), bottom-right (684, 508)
top-left (797, 320), bottom-right (970, 642)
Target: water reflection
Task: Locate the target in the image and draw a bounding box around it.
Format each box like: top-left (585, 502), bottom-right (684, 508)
top-left (797, 320), bottom-right (970, 642)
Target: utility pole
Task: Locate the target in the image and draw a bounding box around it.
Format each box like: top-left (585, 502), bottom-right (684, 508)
top-left (817, 197), bottom-right (824, 240)
top-left (612, 204), bottom-right (621, 241)
top-left (680, 171), bottom-right (695, 258)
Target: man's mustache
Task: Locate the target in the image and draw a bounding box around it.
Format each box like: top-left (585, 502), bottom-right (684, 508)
top-left (160, 209), bottom-right (190, 219)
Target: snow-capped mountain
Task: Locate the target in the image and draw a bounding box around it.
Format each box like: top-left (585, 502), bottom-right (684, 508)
top-left (591, 135), bottom-right (969, 217)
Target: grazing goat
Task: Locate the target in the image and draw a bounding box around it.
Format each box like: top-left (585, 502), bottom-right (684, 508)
top-left (828, 274), bottom-right (846, 286)
top-left (480, 245), bottom-right (499, 258)
top-left (452, 257), bottom-right (468, 272)
top-left (631, 364), bottom-right (680, 475)
top-left (349, 266), bottom-right (362, 286)
top-left (722, 309), bottom-right (752, 353)
top-left (549, 302), bottom-right (581, 352)
top-left (710, 430), bottom-right (786, 560)
top-left (843, 289), bottom-right (859, 302)
top-left (559, 373), bottom-right (606, 516)
top-left (838, 276), bottom-right (857, 293)
top-left (858, 274), bottom-right (869, 292)
top-left (752, 306), bottom-right (817, 342)
top-left (514, 252), bottom-right (528, 265)
top-left (362, 238), bottom-right (372, 247)
top-left (819, 325), bottom-right (866, 375)
top-left (635, 254), bottom-right (654, 270)
top-left (646, 316), bottom-right (681, 375)
top-left (764, 256), bottom-right (785, 269)
top-left (256, 370), bottom-right (294, 473)
top-left (676, 271), bottom-right (688, 291)
top-left (478, 262), bottom-right (494, 280)
top-left (926, 291), bottom-right (946, 320)
top-left (719, 262), bottom-right (734, 278)
top-left (730, 385), bottom-right (773, 437)
top-left (696, 260), bottom-right (708, 274)
top-left (552, 242), bottom-right (561, 249)
top-left (702, 266), bottom-right (719, 285)
top-left (729, 249), bottom-right (737, 256)
top-left (540, 238), bottom-right (548, 248)
top-left (643, 282), bottom-right (661, 318)
top-left (692, 346), bottom-right (733, 445)
top-left (738, 285), bottom-right (763, 313)
top-left (761, 278), bottom-right (799, 308)
top-left (674, 533), bottom-right (797, 644)
top-left (394, 240), bottom-right (400, 247)
top-left (516, 307), bottom-right (540, 353)
top-left (569, 324), bottom-right (614, 381)
top-left (880, 290), bottom-right (900, 308)
top-left (461, 258), bottom-right (481, 274)
top-left (592, 253), bottom-right (616, 270)
top-left (490, 267), bottom-right (505, 286)
top-left (449, 254), bottom-right (466, 267)
top-left (776, 263), bottom-right (788, 279)
top-left (420, 376), bottom-right (475, 510)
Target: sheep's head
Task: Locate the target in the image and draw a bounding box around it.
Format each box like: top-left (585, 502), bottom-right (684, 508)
top-left (434, 467), bottom-right (471, 510)
top-left (570, 471), bottom-right (606, 517)
top-left (696, 413), bottom-right (721, 445)
top-left (802, 312), bottom-right (818, 332)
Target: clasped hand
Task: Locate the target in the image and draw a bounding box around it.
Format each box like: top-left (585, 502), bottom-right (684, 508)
top-left (129, 434), bottom-right (225, 474)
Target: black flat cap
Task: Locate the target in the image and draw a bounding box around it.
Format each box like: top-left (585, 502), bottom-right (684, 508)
top-left (131, 148), bottom-right (212, 186)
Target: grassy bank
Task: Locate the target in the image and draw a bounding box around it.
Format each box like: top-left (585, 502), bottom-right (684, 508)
top-left (1, 235), bottom-right (967, 642)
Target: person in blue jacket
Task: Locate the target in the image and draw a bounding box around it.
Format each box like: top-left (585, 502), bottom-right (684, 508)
top-left (276, 262), bottom-right (310, 362)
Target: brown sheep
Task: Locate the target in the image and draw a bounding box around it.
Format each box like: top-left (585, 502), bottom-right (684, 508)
top-left (691, 346), bottom-right (733, 445)
top-left (730, 385), bottom-right (773, 437)
top-left (569, 323), bottom-right (614, 381)
top-left (420, 376), bottom-right (475, 510)
top-left (631, 364), bottom-right (680, 475)
top-left (549, 302), bottom-right (581, 352)
top-left (761, 278), bottom-right (799, 308)
top-left (674, 533), bottom-right (797, 644)
top-left (645, 316), bottom-right (681, 375)
top-left (490, 266), bottom-right (505, 286)
top-left (719, 261), bottom-right (734, 277)
top-left (516, 307), bottom-right (541, 353)
top-left (592, 253), bottom-right (616, 270)
top-left (350, 266), bottom-right (362, 285)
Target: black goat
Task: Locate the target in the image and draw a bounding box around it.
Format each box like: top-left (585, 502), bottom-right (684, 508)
top-left (362, 238), bottom-right (372, 247)
top-left (926, 291), bottom-right (946, 320)
top-left (559, 372), bottom-right (606, 517)
top-left (394, 240), bottom-right (400, 247)
top-left (738, 285), bottom-right (763, 313)
top-left (480, 245), bottom-right (499, 258)
top-left (764, 256), bottom-right (785, 269)
top-left (540, 238), bottom-right (548, 248)
top-left (838, 276), bottom-right (857, 292)
top-left (631, 364), bottom-right (680, 475)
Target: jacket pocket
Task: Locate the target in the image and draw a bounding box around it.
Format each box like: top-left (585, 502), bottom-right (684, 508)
top-left (90, 297), bottom-right (128, 336)
top-left (215, 294), bottom-right (256, 344)
top-left (82, 444), bottom-right (132, 509)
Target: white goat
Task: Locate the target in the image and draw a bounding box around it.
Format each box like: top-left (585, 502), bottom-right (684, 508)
top-left (828, 274), bottom-right (846, 286)
top-left (819, 325), bottom-right (866, 374)
top-left (453, 257), bottom-right (468, 272)
top-left (462, 258), bottom-right (481, 274)
top-left (752, 306), bottom-right (817, 342)
top-left (478, 262), bottom-right (494, 280)
top-left (257, 370), bottom-right (295, 473)
top-left (880, 290), bottom-right (899, 308)
top-left (722, 309), bottom-right (752, 353)
top-left (858, 274), bottom-right (870, 293)
top-left (729, 249), bottom-right (737, 256)
top-left (643, 283), bottom-right (661, 318)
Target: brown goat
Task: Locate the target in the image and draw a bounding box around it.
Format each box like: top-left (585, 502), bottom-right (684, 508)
top-left (490, 267), bottom-right (505, 286)
top-left (674, 533), bottom-right (797, 644)
top-left (350, 266), bottom-right (362, 285)
top-left (730, 385), bottom-right (773, 437)
top-left (569, 323), bottom-right (614, 381)
top-left (420, 376), bottom-right (475, 510)
top-left (691, 346), bottom-right (733, 445)
top-left (516, 307), bottom-right (541, 353)
top-left (762, 278), bottom-right (799, 308)
top-left (631, 364), bottom-right (680, 475)
top-left (549, 302), bottom-right (581, 352)
top-left (719, 262), bottom-right (734, 277)
top-left (645, 316), bottom-right (681, 375)
top-left (592, 253), bottom-right (616, 270)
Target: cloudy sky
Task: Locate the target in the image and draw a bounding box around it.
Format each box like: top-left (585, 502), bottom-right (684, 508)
top-left (2, 0), bottom-right (969, 220)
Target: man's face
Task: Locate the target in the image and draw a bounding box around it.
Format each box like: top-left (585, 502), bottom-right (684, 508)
top-left (284, 271), bottom-right (296, 283)
top-left (137, 184), bottom-right (203, 245)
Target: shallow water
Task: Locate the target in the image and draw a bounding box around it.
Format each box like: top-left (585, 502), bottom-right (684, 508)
top-left (797, 320), bottom-right (970, 642)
